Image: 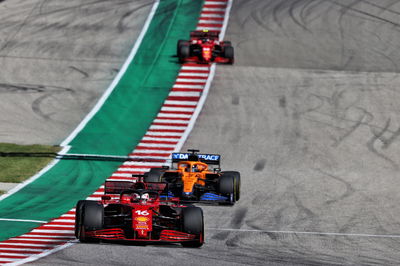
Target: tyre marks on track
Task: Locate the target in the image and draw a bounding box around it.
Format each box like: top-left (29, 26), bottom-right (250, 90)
top-left (0, 0), bottom-right (231, 264)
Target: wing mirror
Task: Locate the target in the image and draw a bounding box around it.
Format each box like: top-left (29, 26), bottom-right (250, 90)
top-left (102, 195), bottom-right (111, 201)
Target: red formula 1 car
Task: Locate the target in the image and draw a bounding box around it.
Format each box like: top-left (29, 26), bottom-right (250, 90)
top-left (177, 30), bottom-right (234, 64)
top-left (75, 181), bottom-right (204, 247)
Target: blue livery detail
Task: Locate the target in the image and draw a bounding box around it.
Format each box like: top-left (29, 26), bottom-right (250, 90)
top-left (172, 153), bottom-right (220, 161)
top-left (200, 193), bottom-right (228, 201)
top-left (160, 191), bottom-right (175, 200)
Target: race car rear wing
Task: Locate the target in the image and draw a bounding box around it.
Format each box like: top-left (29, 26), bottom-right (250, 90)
top-left (171, 152), bottom-right (221, 166)
top-left (190, 30), bottom-right (220, 39)
top-left (105, 181), bottom-right (135, 194)
top-left (105, 181), bottom-right (168, 194)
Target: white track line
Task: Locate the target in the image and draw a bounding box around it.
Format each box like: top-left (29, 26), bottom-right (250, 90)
top-left (153, 119), bottom-right (190, 124)
top-left (196, 27), bottom-right (222, 31)
top-left (173, 84), bottom-right (204, 89)
top-left (0, 218), bottom-right (46, 223)
top-left (164, 100), bottom-right (198, 105)
top-left (167, 92), bottom-right (200, 97)
top-left (219, 0), bottom-right (233, 40)
top-left (179, 72), bottom-right (209, 77)
top-left (199, 19), bottom-right (224, 24)
top-left (60, 1), bottom-right (160, 147)
top-left (200, 14), bottom-right (225, 18)
top-left (10, 242), bottom-right (76, 266)
top-left (160, 106), bottom-right (196, 112)
top-left (181, 66), bottom-right (209, 71)
top-left (0, 145), bottom-right (70, 202)
top-left (207, 228), bottom-right (400, 239)
top-left (176, 78), bottom-right (207, 83)
top-left (202, 8), bottom-right (226, 12)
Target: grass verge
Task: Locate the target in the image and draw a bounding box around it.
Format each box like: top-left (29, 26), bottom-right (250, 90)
top-left (0, 143), bottom-right (60, 183)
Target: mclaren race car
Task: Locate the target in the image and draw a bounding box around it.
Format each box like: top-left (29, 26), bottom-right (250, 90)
top-left (75, 181), bottom-right (204, 247)
top-left (177, 30), bottom-right (234, 64)
top-left (144, 150), bottom-right (241, 205)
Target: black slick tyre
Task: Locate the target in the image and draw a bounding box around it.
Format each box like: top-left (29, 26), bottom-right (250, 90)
top-left (223, 45), bottom-right (234, 64)
top-left (178, 44), bottom-right (190, 63)
top-left (74, 200), bottom-right (87, 239)
top-left (221, 171), bottom-right (240, 201)
top-left (144, 168), bottom-right (163, 182)
top-left (76, 201), bottom-right (103, 242)
top-left (219, 174), bottom-right (236, 204)
top-left (181, 207), bottom-right (204, 247)
top-left (177, 40), bottom-right (188, 56)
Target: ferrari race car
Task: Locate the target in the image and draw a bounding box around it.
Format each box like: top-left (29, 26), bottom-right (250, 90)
top-left (144, 150), bottom-right (241, 205)
top-left (177, 30), bottom-right (234, 64)
top-left (75, 181), bottom-right (204, 247)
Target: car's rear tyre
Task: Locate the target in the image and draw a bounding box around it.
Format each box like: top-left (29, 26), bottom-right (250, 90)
top-left (75, 201), bottom-right (103, 242)
top-left (178, 44), bottom-right (190, 63)
top-left (144, 168), bottom-right (163, 182)
top-left (74, 200), bottom-right (87, 239)
top-left (219, 174), bottom-right (237, 204)
top-left (177, 40), bottom-right (188, 56)
top-left (222, 171), bottom-right (240, 201)
top-left (181, 207), bottom-right (204, 248)
top-left (223, 45), bottom-right (234, 64)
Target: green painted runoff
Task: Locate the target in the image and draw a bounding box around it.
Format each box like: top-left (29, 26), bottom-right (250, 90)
top-left (0, 0), bottom-right (203, 240)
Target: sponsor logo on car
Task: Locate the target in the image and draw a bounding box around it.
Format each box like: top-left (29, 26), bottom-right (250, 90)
top-left (198, 154), bottom-right (220, 161)
top-left (172, 153), bottom-right (220, 161)
top-left (135, 225), bottom-right (149, 230)
top-left (135, 216), bottom-right (149, 222)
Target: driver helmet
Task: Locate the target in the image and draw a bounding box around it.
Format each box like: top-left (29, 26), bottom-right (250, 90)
top-left (197, 164), bottom-right (206, 172)
top-left (141, 193), bottom-right (150, 203)
top-left (132, 193), bottom-right (141, 202)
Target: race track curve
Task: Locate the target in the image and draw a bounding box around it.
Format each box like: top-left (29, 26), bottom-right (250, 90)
top-left (0, 0), bottom-right (153, 145)
top-left (11, 0), bottom-right (400, 265)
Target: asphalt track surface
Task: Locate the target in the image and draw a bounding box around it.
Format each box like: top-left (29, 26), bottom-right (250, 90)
top-left (7, 0), bottom-right (400, 265)
top-left (0, 0), bottom-right (153, 145)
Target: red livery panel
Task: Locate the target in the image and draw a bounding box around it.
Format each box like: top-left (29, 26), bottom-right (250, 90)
top-left (177, 30), bottom-right (234, 64)
top-left (75, 181), bottom-right (204, 247)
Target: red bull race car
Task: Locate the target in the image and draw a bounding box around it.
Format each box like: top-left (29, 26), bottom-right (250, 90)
top-left (75, 181), bottom-right (204, 247)
top-left (177, 30), bottom-right (234, 64)
top-left (144, 150), bottom-right (241, 205)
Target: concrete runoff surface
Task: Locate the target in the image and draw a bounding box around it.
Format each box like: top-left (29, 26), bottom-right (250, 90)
top-left (25, 0), bottom-right (400, 265)
top-left (0, 0), bottom-right (153, 145)
top-left (0, 182), bottom-right (18, 191)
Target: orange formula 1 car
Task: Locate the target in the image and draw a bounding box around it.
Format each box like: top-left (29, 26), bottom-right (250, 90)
top-left (144, 150), bottom-right (240, 205)
top-left (177, 30), bottom-right (234, 64)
